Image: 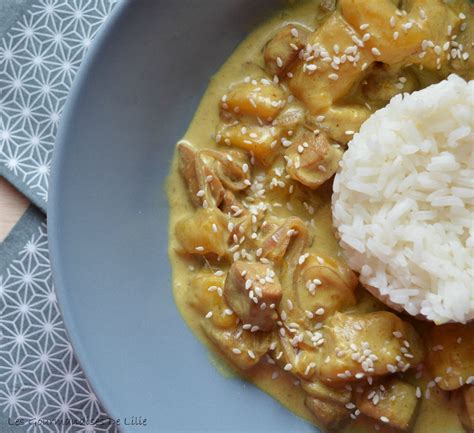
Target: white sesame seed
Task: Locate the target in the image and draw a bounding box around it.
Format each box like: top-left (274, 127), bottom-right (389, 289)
top-left (371, 47), bottom-right (381, 56)
top-left (380, 416), bottom-right (389, 423)
top-left (328, 73), bottom-right (339, 81)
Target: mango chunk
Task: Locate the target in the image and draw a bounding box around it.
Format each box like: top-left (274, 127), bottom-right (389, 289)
top-left (356, 378), bottom-right (419, 431)
top-left (340, 0), bottom-right (425, 64)
top-left (216, 123), bottom-right (281, 166)
top-left (289, 12), bottom-right (373, 113)
top-left (426, 322), bottom-right (474, 391)
top-left (188, 271), bottom-right (237, 329)
top-left (319, 311), bottom-right (424, 382)
top-left (175, 208), bottom-right (229, 258)
top-left (221, 80), bottom-right (286, 121)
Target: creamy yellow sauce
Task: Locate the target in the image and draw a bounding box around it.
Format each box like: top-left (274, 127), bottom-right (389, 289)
top-left (167, 1), bottom-right (473, 432)
top-left (167, 1), bottom-right (338, 425)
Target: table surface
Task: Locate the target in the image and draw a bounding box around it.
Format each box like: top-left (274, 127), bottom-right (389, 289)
top-left (0, 178), bottom-right (29, 241)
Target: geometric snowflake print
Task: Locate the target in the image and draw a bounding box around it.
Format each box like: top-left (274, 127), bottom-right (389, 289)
top-left (0, 0), bottom-right (118, 208)
top-left (0, 219), bottom-right (118, 433)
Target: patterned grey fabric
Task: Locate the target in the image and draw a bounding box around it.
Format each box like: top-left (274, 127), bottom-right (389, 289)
top-left (0, 208), bottom-right (118, 432)
top-left (1, 1), bottom-right (120, 431)
top-left (0, 0), bottom-right (118, 211)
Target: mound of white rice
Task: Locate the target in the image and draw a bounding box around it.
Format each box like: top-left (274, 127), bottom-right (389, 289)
top-left (332, 74), bottom-right (474, 324)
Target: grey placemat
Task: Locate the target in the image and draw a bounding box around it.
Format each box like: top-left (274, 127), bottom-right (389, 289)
top-left (1, 0), bottom-right (120, 431)
top-left (0, 0), bottom-right (118, 211)
top-left (0, 207), bottom-right (118, 433)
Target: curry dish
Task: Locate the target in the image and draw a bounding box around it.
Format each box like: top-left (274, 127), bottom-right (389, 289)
top-left (167, 0), bottom-right (474, 431)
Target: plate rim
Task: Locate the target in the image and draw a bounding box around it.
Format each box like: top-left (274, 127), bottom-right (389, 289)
top-left (47, 0), bottom-right (131, 425)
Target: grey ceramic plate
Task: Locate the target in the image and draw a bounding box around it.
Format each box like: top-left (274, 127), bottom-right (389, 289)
top-left (48, 1), bottom-right (319, 432)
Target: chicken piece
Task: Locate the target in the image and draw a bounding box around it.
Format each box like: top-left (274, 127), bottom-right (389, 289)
top-left (270, 330), bottom-right (320, 380)
top-left (356, 378), bottom-right (419, 431)
top-left (261, 216), bottom-right (309, 264)
top-left (425, 322), bottom-right (474, 391)
top-left (178, 143), bottom-right (250, 208)
top-left (218, 191), bottom-right (251, 224)
top-left (263, 24), bottom-right (308, 77)
top-left (302, 378), bottom-right (352, 405)
top-left (221, 79), bottom-right (286, 121)
top-left (216, 123), bottom-right (282, 166)
top-left (462, 385), bottom-right (474, 431)
top-left (201, 319), bottom-right (271, 370)
top-left (188, 271), bottom-right (238, 328)
top-left (305, 396), bottom-right (349, 430)
top-left (175, 208), bottom-right (229, 258)
top-left (307, 105), bottom-right (371, 146)
top-left (224, 261), bottom-right (282, 331)
top-left (200, 148), bottom-right (251, 193)
top-left (178, 142), bottom-right (225, 207)
top-left (289, 12), bottom-right (374, 114)
top-left (285, 132), bottom-right (342, 189)
top-left (319, 311), bottom-right (424, 382)
top-left (295, 254), bottom-right (357, 320)
top-left (340, 0), bottom-right (425, 65)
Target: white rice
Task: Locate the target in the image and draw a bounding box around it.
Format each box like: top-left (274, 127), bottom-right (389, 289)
top-left (332, 74), bottom-right (474, 324)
